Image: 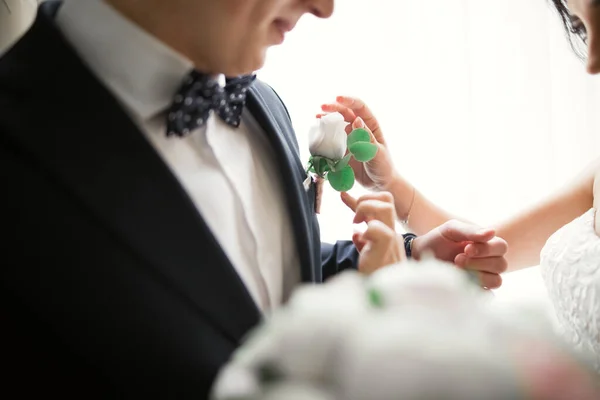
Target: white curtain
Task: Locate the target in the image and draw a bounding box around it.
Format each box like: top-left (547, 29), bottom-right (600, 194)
top-left (258, 0), bottom-right (600, 302)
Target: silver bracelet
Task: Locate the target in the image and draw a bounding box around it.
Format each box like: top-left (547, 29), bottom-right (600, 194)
top-left (400, 186), bottom-right (416, 225)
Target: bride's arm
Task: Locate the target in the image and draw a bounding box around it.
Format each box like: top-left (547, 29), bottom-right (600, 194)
top-left (384, 173), bottom-right (457, 235)
top-left (387, 160), bottom-right (596, 271)
top-left (493, 161), bottom-right (595, 271)
top-left (322, 96), bottom-right (595, 271)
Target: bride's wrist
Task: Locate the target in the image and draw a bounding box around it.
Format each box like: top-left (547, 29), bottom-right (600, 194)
top-left (383, 172), bottom-right (415, 222)
top-left (379, 171), bottom-right (402, 193)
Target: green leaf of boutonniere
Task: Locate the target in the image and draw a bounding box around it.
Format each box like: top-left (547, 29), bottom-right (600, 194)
top-left (328, 165), bottom-right (355, 191)
top-left (349, 142), bottom-right (378, 162)
top-left (347, 128), bottom-right (371, 147)
top-left (310, 156), bottom-right (330, 176)
top-left (326, 158), bottom-right (337, 171)
top-left (347, 128), bottom-right (378, 162)
top-left (333, 154), bottom-right (352, 172)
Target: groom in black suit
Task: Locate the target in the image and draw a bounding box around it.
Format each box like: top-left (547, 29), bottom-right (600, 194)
top-left (0, 0), bottom-right (507, 397)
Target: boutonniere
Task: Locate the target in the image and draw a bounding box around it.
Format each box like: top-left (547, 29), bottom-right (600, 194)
top-left (303, 113), bottom-right (378, 192)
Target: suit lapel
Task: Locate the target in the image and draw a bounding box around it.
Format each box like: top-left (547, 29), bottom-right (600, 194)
top-left (0, 2), bottom-right (261, 344)
top-left (246, 87), bottom-right (316, 283)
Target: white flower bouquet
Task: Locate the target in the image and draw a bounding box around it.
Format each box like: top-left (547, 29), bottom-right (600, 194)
top-left (211, 259), bottom-right (599, 400)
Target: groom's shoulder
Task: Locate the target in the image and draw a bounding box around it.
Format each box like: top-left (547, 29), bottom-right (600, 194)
top-left (252, 79), bottom-right (293, 124)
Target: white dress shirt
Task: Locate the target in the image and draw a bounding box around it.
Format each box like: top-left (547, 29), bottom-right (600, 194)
top-left (56, 0), bottom-right (300, 312)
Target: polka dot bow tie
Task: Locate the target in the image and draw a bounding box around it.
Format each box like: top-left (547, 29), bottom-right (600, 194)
top-left (166, 71), bottom-right (256, 137)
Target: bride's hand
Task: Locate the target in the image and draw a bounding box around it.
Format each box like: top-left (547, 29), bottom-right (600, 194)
top-left (318, 96), bottom-right (397, 191)
top-left (340, 191), bottom-right (406, 274)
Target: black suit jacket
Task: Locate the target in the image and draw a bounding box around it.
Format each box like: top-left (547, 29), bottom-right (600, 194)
top-left (0, 2), bottom-right (358, 397)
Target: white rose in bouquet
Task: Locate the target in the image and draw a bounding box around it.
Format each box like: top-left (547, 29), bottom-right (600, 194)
top-left (212, 260), bottom-right (600, 400)
top-left (336, 311), bottom-right (521, 400)
top-left (366, 259), bottom-right (483, 309)
top-left (308, 112), bottom-right (348, 160)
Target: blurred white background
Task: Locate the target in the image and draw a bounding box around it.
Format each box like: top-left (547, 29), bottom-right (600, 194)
top-left (258, 0), bottom-right (600, 306)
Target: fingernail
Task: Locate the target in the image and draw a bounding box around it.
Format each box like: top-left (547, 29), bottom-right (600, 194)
top-left (466, 245), bottom-right (478, 256)
top-left (354, 117), bottom-right (365, 128)
top-left (477, 229), bottom-right (492, 236)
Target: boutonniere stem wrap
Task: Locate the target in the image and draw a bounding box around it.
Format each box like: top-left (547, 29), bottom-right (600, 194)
top-left (305, 113), bottom-right (378, 192)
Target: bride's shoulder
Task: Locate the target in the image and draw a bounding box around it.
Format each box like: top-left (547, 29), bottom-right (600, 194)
top-left (587, 159), bottom-right (600, 233)
top-left (579, 157), bottom-right (600, 198)
top-left (591, 158), bottom-right (600, 204)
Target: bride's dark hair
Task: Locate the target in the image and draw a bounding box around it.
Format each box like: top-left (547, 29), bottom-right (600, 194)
top-left (550, 0), bottom-right (572, 34)
top-left (550, 0), bottom-right (586, 55)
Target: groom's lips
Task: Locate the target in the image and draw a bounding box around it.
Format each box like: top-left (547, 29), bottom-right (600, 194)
top-left (272, 19), bottom-right (295, 44)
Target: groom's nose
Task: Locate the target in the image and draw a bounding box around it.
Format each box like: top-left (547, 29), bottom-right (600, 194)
top-left (586, 34), bottom-right (600, 74)
top-left (587, 54), bottom-right (600, 75)
top-left (306, 0), bottom-right (334, 19)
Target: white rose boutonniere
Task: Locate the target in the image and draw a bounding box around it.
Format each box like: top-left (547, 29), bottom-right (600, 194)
top-left (309, 112), bottom-right (348, 160)
top-left (304, 112), bottom-right (378, 192)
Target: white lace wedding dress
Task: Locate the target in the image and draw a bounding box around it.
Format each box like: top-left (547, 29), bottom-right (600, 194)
top-left (540, 208), bottom-right (600, 373)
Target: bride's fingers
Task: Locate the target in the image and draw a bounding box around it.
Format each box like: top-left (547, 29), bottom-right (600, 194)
top-left (353, 200), bottom-right (396, 229)
top-left (464, 239), bottom-right (509, 258)
top-left (336, 96), bottom-right (377, 122)
top-left (352, 117), bottom-right (379, 145)
top-left (336, 96), bottom-right (384, 143)
top-left (340, 192), bottom-right (358, 212)
top-left (350, 192), bottom-right (394, 205)
top-left (473, 271), bottom-right (503, 289)
top-left (321, 103), bottom-right (356, 123)
top-left (358, 221), bottom-right (403, 274)
top-left (321, 104), bottom-right (355, 134)
top-left (343, 192), bottom-right (396, 227)
top-left (352, 232), bottom-right (367, 252)
top-left (455, 253), bottom-right (508, 274)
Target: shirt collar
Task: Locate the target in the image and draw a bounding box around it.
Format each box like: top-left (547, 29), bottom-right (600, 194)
top-left (56, 0), bottom-right (224, 121)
